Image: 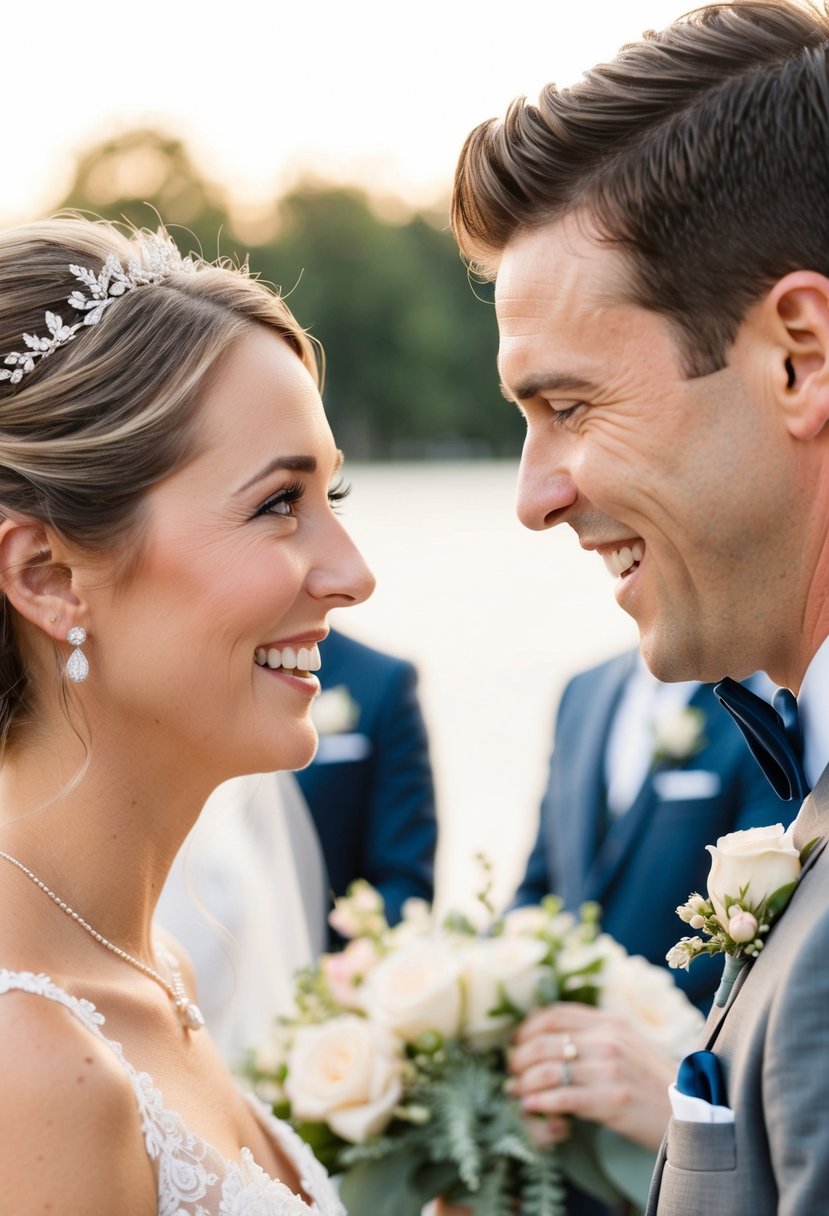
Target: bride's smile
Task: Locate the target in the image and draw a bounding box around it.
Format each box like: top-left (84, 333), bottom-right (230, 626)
top-left (73, 327), bottom-right (374, 786)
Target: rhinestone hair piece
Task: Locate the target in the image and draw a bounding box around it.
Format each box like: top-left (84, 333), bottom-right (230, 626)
top-left (0, 232), bottom-right (196, 387)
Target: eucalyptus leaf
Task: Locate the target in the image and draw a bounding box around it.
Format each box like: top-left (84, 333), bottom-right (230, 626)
top-left (764, 880), bottom-right (798, 921)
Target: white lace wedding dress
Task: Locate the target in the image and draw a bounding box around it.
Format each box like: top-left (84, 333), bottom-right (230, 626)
top-left (0, 969), bottom-right (345, 1216)
top-left (1, 772), bottom-right (342, 1215)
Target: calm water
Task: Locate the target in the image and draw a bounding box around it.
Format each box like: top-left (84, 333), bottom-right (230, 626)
top-left (329, 460), bottom-right (638, 917)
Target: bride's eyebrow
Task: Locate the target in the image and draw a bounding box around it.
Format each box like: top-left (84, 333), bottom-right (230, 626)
top-left (234, 455), bottom-right (317, 496)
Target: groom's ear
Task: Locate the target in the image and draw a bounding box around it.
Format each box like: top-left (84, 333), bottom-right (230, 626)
top-left (758, 271), bottom-right (829, 440)
top-left (0, 517), bottom-right (85, 640)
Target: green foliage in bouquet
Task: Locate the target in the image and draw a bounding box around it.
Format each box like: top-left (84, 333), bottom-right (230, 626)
top-left (337, 1040), bottom-right (566, 1216)
top-left (245, 867), bottom-right (703, 1216)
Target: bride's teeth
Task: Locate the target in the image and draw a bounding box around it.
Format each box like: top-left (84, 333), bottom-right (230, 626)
top-left (258, 642), bottom-right (321, 674)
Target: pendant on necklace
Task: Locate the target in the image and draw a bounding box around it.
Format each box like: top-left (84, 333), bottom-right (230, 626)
top-left (176, 996), bottom-right (206, 1031)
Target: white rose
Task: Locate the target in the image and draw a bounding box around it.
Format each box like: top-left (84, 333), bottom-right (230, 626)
top-left (285, 1016), bottom-right (403, 1143)
top-left (363, 938), bottom-right (464, 1042)
top-left (599, 953), bottom-right (705, 1059)
top-left (706, 823), bottom-right (800, 925)
top-left (461, 936), bottom-right (549, 1047)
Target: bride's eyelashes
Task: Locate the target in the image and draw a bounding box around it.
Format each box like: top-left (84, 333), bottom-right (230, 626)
top-left (327, 478), bottom-right (352, 514)
top-left (252, 477), bottom-right (352, 520)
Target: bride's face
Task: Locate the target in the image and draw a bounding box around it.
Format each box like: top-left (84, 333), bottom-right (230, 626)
top-left (82, 326), bottom-right (374, 780)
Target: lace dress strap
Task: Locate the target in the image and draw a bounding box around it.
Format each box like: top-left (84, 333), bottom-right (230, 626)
top-left (0, 969), bottom-right (344, 1216)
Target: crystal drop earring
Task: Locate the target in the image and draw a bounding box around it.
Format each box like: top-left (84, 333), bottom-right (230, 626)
top-left (65, 626), bottom-right (89, 684)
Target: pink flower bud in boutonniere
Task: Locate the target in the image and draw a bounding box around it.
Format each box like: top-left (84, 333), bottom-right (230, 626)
top-left (727, 909), bottom-right (758, 943)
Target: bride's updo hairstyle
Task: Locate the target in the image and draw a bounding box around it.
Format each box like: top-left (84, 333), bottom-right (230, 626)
top-left (0, 216), bottom-right (319, 749)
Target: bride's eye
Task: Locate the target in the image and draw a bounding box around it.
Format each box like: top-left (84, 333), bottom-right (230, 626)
top-left (253, 481), bottom-right (305, 518)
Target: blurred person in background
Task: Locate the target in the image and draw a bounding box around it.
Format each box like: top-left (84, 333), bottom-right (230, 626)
top-left (509, 648), bottom-right (789, 1215)
top-left (297, 625), bottom-right (438, 943)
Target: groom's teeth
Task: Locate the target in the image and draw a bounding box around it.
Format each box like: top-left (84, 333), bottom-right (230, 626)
top-left (267, 647), bottom-right (282, 668)
top-left (604, 542), bottom-right (645, 578)
top-left (255, 647), bottom-right (267, 665)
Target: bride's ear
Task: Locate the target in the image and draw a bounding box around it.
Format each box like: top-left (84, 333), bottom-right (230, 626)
top-left (0, 517), bottom-right (85, 641)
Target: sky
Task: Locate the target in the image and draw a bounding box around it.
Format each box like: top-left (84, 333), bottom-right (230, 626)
top-left (2, 0), bottom-right (708, 225)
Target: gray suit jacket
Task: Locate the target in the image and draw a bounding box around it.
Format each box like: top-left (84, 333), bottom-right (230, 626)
top-left (646, 771), bottom-right (829, 1215)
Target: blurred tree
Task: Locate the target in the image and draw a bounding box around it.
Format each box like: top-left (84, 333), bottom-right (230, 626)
top-left (55, 129), bottom-right (523, 459)
top-left (58, 127), bottom-right (255, 263)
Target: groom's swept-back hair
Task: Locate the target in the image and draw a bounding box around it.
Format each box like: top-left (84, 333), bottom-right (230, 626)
top-left (452, 0), bottom-right (829, 376)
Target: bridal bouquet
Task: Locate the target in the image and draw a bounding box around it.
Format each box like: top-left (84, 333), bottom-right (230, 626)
top-left (247, 873), bottom-right (703, 1216)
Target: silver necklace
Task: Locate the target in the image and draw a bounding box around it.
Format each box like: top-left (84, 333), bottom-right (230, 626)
top-left (0, 850), bottom-right (205, 1031)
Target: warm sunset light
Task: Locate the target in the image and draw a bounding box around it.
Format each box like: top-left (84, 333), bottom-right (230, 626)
top-left (3, 0), bottom-right (708, 223)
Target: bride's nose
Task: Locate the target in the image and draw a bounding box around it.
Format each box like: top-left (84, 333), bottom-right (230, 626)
top-left (308, 517), bottom-right (375, 607)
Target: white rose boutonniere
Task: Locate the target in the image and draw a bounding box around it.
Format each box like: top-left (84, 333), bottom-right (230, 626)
top-left (311, 684), bottom-right (359, 735)
top-left (667, 823), bottom-right (809, 1005)
top-left (651, 705), bottom-right (706, 766)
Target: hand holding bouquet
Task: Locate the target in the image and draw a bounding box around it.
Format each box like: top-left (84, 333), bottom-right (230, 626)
top-left (247, 875), bottom-right (703, 1216)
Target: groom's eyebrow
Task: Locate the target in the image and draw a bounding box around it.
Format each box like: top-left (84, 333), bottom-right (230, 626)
top-left (500, 372), bottom-right (599, 404)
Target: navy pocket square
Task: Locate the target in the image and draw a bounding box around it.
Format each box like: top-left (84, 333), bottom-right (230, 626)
top-left (677, 1049), bottom-right (728, 1107)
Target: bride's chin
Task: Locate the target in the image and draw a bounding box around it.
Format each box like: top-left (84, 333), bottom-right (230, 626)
top-left (266, 726), bottom-right (319, 774)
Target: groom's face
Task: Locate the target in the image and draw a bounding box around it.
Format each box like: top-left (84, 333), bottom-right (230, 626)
top-left (495, 212), bottom-right (802, 684)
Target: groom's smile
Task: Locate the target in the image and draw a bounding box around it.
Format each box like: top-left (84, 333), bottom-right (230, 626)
top-left (496, 211), bottom-right (806, 687)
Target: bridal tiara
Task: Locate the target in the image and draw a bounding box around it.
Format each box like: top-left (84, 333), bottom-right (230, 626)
top-left (0, 232), bottom-right (196, 387)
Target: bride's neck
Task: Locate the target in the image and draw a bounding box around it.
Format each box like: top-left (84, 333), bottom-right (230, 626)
top-left (0, 720), bottom-right (214, 953)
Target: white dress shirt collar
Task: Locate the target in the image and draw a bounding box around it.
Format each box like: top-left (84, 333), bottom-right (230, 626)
top-left (797, 634), bottom-right (829, 790)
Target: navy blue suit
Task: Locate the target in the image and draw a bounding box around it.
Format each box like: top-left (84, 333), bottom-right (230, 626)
top-left (515, 650), bottom-right (789, 1013)
top-left (296, 628), bottom-right (437, 942)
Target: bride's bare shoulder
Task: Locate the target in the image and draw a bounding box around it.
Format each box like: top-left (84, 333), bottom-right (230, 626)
top-left (0, 985), bottom-right (157, 1213)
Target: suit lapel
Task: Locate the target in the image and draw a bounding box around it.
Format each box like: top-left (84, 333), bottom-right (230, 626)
top-left (793, 765), bottom-right (829, 851)
top-left (584, 775), bottom-right (653, 902)
top-left (570, 653), bottom-right (637, 890)
top-left (583, 676), bottom-right (710, 903)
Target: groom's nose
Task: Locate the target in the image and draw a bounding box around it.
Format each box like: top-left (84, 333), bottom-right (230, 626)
top-left (516, 430), bottom-right (579, 531)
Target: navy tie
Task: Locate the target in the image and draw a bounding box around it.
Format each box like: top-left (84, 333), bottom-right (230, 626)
top-left (714, 678), bottom-right (809, 802)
